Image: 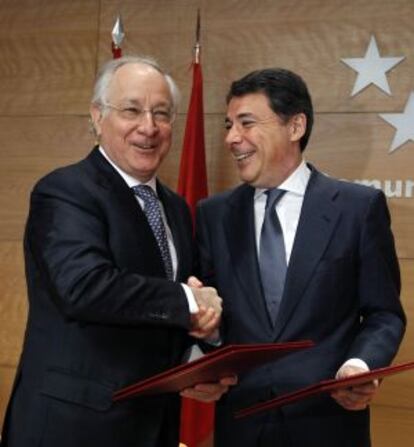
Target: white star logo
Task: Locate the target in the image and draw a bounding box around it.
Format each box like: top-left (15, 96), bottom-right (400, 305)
top-left (341, 35), bottom-right (405, 96)
top-left (379, 92), bottom-right (414, 153)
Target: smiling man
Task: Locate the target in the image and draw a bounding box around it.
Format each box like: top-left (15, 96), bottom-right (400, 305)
top-left (195, 68), bottom-right (406, 446)
top-left (1, 56), bottom-right (231, 447)
top-left (90, 62), bottom-right (174, 183)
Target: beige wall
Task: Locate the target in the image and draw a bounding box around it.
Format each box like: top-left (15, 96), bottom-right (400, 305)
top-left (0, 1), bottom-right (413, 444)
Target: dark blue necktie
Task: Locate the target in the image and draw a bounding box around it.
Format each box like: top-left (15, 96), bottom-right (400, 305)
top-left (132, 185), bottom-right (174, 280)
top-left (259, 189), bottom-right (287, 323)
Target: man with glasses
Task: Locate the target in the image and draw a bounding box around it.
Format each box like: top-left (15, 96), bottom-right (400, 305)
top-left (1, 56), bottom-right (232, 447)
top-left (195, 68), bottom-right (406, 446)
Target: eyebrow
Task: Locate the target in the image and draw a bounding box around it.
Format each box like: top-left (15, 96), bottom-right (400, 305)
top-left (225, 112), bottom-right (256, 123)
top-left (236, 112), bottom-right (255, 119)
top-left (118, 98), bottom-right (171, 108)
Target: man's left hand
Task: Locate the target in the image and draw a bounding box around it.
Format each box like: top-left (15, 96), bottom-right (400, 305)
top-left (331, 364), bottom-right (379, 411)
top-left (180, 376), bottom-right (238, 403)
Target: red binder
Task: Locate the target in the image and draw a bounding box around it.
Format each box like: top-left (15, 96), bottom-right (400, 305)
top-left (113, 340), bottom-right (314, 402)
top-left (235, 360), bottom-right (414, 419)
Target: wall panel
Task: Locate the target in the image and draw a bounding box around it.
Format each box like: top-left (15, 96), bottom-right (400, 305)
top-left (96, 0), bottom-right (414, 113)
top-left (203, 2), bottom-right (414, 114)
top-left (372, 405), bottom-right (414, 447)
top-left (100, 0), bottom-right (414, 113)
top-left (0, 242), bottom-right (26, 367)
top-left (0, 366), bottom-right (18, 431)
top-left (0, 0), bottom-right (99, 116)
top-left (0, 116), bottom-right (95, 240)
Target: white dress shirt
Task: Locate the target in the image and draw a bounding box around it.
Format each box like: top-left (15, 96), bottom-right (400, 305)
top-left (254, 159), bottom-right (310, 263)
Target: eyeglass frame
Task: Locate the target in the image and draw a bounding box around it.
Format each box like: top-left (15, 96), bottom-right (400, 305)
top-left (101, 102), bottom-right (176, 125)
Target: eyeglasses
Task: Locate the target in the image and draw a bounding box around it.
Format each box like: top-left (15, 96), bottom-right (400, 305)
top-left (103, 102), bottom-right (175, 125)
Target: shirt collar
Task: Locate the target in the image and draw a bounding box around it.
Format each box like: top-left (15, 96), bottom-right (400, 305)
top-left (254, 159), bottom-right (311, 200)
top-left (99, 145), bottom-right (158, 194)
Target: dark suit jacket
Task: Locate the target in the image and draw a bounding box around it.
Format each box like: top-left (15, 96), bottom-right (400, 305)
top-left (2, 148), bottom-right (194, 447)
top-left (196, 166), bottom-right (405, 447)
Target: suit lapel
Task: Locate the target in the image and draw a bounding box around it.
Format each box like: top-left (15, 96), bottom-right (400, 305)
top-left (224, 184), bottom-right (274, 334)
top-left (273, 168), bottom-right (341, 338)
top-left (86, 148), bottom-right (166, 276)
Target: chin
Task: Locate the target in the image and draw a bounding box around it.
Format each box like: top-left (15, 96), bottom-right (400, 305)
top-left (238, 170), bottom-right (257, 185)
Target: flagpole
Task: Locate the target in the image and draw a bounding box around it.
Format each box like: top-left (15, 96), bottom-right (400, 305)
top-left (178, 10), bottom-right (214, 447)
top-left (177, 9), bottom-right (208, 221)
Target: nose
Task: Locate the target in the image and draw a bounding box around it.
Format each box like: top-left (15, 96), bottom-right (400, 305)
top-left (225, 124), bottom-right (242, 146)
top-left (137, 111), bottom-right (159, 136)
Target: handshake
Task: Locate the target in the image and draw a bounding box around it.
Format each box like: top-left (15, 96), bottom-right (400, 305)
top-left (182, 277), bottom-right (238, 404)
top-left (187, 276), bottom-right (222, 340)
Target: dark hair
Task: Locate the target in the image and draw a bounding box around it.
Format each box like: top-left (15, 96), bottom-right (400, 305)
top-left (226, 68), bottom-right (314, 151)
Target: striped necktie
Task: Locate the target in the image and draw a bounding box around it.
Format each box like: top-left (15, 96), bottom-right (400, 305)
top-left (132, 185), bottom-right (174, 280)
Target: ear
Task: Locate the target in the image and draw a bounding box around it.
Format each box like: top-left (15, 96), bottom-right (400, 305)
top-left (89, 103), bottom-right (103, 138)
top-left (289, 113), bottom-right (306, 143)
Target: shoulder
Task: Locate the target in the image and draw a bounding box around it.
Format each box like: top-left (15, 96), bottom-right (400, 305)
top-left (312, 168), bottom-right (386, 207)
top-left (33, 148), bottom-right (101, 192)
top-left (34, 159), bottom-right (88, 195)
top-left (29, 149), bottom-right (109, 216)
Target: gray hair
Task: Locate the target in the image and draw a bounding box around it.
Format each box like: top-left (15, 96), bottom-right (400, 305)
top-left (91, 55), bottom-right (181, 113)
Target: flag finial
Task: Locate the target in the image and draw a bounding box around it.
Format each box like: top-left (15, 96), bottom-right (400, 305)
top-left (111, 14), bottom-right (124, 58)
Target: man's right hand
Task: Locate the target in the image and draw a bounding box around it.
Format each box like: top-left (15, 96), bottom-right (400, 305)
top-left (189, 278), bottom-right (222, 339)
top-left (192, 285), bottom-right (222, 314)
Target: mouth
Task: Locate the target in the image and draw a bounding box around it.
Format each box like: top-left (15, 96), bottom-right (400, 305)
top-left (132, 142), bottom-right (157, 151)
top-left (232, 150), bottom-right (255, 162)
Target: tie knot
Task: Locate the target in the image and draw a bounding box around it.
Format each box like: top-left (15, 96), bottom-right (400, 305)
top-left (132, 184), bottom-right (157, 204)
top-left (265, 188), bottom-right (285, 210)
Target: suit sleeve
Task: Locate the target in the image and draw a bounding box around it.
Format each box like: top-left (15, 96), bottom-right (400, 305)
top-left (347, 190), bottom-right (406, 368)
top-left (26, 173), bottom-right (191, 330)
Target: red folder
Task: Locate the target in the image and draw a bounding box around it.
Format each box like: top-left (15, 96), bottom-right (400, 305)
top-left (113, 340), bottom-right (314, 402)
top-left (235, 360), bottom-right (414, 419)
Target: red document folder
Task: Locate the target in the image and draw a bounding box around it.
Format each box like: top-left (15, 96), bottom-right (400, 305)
top-left (113, 340), bottom-right (314, 402)
top-left (235, 360), bottom-right (414, 419)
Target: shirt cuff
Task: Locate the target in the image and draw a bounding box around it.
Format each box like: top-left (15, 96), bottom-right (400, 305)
top-left (181, 283), bottom-right (199, 314)
top-left (205, 334), bottom-right (222, 346)
top-left (338, 358), bottom-right (370, 374)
